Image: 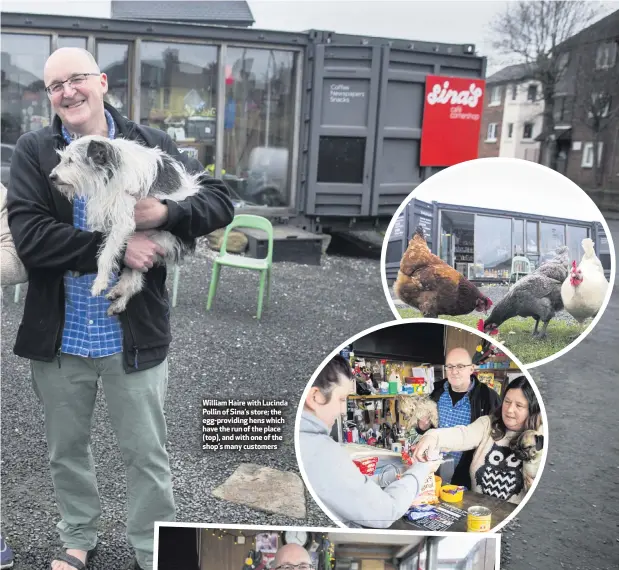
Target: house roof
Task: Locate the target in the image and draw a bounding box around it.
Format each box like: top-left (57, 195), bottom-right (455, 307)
top-left (486, 62), bottom-right (536, 84)
top-left (110, 1), bottom-right (255, 27)
top-left (559, 8), bottom-right (619, 49)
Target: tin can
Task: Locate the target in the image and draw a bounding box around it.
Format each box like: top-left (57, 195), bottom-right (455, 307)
top-left (467, 506), bottom-right (492, 532)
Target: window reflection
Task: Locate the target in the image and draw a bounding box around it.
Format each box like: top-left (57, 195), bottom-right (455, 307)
top-left (540, 223), bottom-right (566, 262)
top-left (1, 33), bottom-right (51, 144)
top-left (567, 225), bottom-right (589, 263)
top-left (474, 215), bottom-right (512, 279)
top-left (513, 219), bottom-right (524, 255)
top-left (97, 41), bottom-right (130, 114)
top-left (57, 36), bottom-right (87, 50)
top-left (140, 41), bottom-right (218, 169)
top-left (223, 47), bottom-right (296, 207)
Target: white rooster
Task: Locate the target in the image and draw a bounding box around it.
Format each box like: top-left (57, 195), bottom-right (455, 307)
top-left (560, 237), bottom-right (609, 326)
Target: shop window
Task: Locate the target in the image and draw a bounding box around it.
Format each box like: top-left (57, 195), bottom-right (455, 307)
top-left (223, 47), bottom-right (297, 207)
top-left (474, 215), bottom-right (513, 279)
top-left (57, 36), bottom-right (87, 50)
top-left (526, 221), bottom-right (538, 266)
top-left (317, 136), bottom-right (366, 184)
top-left (513, 219), bottom-right (524, 255)
top-left (1, 33), bottom-right (51, 145)
top-left (140, 41), bottom-right (218, 171)
top-left (567, 225), bottom-right (589, 264)
top-left (540, 222), bottom-right (566, 262)
top-left (97, 41), bottom-right (130, 115)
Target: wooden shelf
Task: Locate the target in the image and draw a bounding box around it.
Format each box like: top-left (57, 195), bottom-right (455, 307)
top-left (349, 393), bottom-right (427, 400)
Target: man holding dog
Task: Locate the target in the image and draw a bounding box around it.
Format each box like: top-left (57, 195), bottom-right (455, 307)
top-left (7, 48), bottom-right (234, 570)
top-left (416, 347), bottom-right (501, 489)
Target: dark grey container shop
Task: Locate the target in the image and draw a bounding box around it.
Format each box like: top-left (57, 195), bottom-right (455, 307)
top-left (384, 198), bottom-right (611, 284)
top-left (1, 12), bottom-right (484, 231)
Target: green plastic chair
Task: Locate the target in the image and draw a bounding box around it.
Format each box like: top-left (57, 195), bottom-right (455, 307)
top-left (206, 214), bottom-right (273, 320)
top-left (509, 255), bottom-right (532, 285)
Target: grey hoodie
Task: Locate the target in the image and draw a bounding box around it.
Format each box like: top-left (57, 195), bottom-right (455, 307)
top-left (299, 411), bottom-right (433, 528)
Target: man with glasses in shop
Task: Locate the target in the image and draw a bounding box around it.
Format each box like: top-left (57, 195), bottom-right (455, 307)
top-left (6, 47), bottom-right (233, 570)
top-left (273, 544), bottom-right (314, 570)
top-left (416, 347), bottom-right (501, 489)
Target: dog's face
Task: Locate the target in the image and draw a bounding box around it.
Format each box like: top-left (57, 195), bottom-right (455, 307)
top-left (50, 136), bottom-right (119, 199)
top-left (512, 429), bottom-right (544, 461)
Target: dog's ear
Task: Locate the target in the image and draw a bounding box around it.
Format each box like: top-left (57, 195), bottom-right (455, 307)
top-left (87, 139), bottom-right (111, 167)
top-left (535, 434), bottom-right (544, 451)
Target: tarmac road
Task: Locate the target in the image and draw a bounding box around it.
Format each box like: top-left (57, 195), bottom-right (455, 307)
top-left (504, 218), bottom-right (619, 570)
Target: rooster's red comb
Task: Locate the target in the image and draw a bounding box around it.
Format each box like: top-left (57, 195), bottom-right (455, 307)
top-left (477, 319), bottom-right (485, 332)
top-left (572, 260), bottom-right (577, 269)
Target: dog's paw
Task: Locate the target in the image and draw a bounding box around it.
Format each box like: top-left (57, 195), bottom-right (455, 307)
top-left (106, 284), bottom-right (124, 302)
top-left (107, 297), bottom-right (129, 316)
top-left (91, 278), bottom-right (109, 297)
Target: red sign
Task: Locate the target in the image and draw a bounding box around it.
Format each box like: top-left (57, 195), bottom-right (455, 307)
top-left (420, 75), bottom-right (486, 167)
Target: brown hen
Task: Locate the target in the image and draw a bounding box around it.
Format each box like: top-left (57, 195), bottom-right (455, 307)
top-left (394, 225), bottom-right (493, 318)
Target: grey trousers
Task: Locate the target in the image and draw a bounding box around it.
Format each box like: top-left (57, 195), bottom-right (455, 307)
top-left (31, 352), bottom-right (176, 570)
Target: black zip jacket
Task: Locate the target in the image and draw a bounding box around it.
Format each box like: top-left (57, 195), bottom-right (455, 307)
top-left (422, 376), bottom-right (502, 489)
top-left (7, 102), bottom-right (234, 372)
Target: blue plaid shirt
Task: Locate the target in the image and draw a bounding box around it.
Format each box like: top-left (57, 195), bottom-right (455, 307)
top-left (60, 111), bottom-right (123, 358)
top-left (437, 380), bottom-right (473, 468)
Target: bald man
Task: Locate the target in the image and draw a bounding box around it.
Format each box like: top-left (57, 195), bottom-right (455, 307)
top-left (6, 48), bottom-right (233, 570)
top-left (273, 544), bottom-right (313, 570)
top-left (417, 347), bottom-right (501, 488)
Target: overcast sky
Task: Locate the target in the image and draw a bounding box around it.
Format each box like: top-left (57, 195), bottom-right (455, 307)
top-left (412, 157), bottom-right (606, 222)
top-left (4, 0), bottom-right (618, 74)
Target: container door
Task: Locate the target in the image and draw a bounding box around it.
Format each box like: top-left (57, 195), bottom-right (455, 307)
top-left (370, 46), bottom-right (428, 216)
top-left (305, 44), bottom-right (382, 217)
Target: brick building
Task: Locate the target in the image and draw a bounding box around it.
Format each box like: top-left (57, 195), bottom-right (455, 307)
top-left (552, 9), bottom-right (619, 193)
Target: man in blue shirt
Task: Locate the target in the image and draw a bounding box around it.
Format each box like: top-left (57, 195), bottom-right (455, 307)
top-left (7, 47), bottom-right (234, 570)
top-left (417, 347), bottom-right (501, 488)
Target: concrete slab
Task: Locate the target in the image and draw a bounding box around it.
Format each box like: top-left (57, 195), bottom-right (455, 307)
top-left (212, 463), bottom-right (307, 519)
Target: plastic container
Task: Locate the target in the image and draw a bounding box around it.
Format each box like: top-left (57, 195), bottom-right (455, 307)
top-left (440, 484), bottom-right (464, 502)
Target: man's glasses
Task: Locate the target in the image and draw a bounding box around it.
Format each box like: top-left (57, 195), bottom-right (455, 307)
top-left (45, 73), bottom-right (100, 95)
top-left (274, 564), bottom-right (315, 570)
top-left (445, 364), bottom-right (473, 371)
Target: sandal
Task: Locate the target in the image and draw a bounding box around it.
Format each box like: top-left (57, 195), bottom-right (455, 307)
top-left (53, 546), bottom-right (97, 570)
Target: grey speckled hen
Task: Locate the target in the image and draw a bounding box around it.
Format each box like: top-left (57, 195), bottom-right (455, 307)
top-left (483, 246), bottom-right (570, 339)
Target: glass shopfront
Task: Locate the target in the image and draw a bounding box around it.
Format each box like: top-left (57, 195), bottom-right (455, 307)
top-left (1, 33), bottom-right (51, 145)
top-left (97, 41), bottom-right (131, 115)
top-left (567, 225), bottom-right (590, 263)
top-left (140, 41), bottom-right (219, 170)
top-left (474, 215), bottom-right (513, 279)
top-left (222, 47), bottom-right (297, 207)
top-left (540, 222), bottom-right (566, 262)
top-left (1, 27), bottom-right (300, 205)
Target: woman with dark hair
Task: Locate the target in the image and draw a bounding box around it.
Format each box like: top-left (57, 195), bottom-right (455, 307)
top-left (298, 355), bottom-right (442, 529)
top-left (413, 376), bottom-right (543, 505)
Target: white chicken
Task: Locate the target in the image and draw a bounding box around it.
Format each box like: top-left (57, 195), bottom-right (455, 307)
top-left (560, 237), bottom-right (609, 325)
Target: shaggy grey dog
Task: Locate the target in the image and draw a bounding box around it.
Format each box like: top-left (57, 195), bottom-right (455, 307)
top-left (49, 135), bottom-right (202, 315)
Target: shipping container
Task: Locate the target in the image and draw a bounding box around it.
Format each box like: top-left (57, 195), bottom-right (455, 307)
top-left (1, 11), bottom-right (485, 232)
top-left (384, 198), bottom-right (611, 283)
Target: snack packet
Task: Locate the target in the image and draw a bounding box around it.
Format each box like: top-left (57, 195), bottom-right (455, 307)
top-left (410, 470), bottom-right (439, 506)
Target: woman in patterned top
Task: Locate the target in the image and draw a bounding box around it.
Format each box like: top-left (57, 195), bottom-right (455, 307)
top-left (413, 376), bottom-right (544, 505)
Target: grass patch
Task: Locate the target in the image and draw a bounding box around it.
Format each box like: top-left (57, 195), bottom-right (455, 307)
top-left (396, 307), bottom-right (581, 365)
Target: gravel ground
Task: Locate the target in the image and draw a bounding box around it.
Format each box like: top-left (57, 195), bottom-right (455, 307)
top-left (0, 243), bottom-right (392, 569)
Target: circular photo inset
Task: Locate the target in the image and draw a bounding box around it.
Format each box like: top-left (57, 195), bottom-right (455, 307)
top-left (295, 319), bottom-right (547, 532)
top-left (381, 157), bottom-right (615, 368)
